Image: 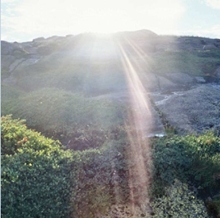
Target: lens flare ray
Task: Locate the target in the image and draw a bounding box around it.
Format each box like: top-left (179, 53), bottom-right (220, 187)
top-left (117, 39), bottom-right (153, 215)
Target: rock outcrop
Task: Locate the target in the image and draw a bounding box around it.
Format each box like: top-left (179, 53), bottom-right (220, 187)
top-left (155, 84), bottom-right (220, 134)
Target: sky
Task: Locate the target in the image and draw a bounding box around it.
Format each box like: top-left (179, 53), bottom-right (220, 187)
top-left (1, 0), bottom-right (220, 42)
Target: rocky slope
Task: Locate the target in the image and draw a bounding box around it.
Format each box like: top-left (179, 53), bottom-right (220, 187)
top-left (2, 30), bottom-right (220, 136)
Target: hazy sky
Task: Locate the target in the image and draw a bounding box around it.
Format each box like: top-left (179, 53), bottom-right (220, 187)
top-left (1, 0), bottom-right (220, 42)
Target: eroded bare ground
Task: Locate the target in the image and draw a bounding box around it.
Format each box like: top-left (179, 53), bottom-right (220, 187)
top-left (154, 84), bottom-right (220, 134)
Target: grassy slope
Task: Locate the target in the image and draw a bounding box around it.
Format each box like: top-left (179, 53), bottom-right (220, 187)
top-left (1, 87), bottom-right (126, 142)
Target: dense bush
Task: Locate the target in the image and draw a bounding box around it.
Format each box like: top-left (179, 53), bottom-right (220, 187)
top-left (151, 132), bottom-right (220, 217)
top-left (183, 132), bottom-right (220, 190)
top-left (151, 179), bottom-right (209, 217)
top-left (1, 115), bottom-right (74, 218)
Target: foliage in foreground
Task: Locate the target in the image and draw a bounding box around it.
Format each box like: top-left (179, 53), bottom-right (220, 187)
top-left (1, 115), bottom-right (74, 218)
top-left (70, 130), bottom-right (220, 217)
top-left (151, 179), bottom-right (209, 217)
top-left (2, 116), bottom-right (220, 217)
top-left (152, 132), bottom-right (220, 217)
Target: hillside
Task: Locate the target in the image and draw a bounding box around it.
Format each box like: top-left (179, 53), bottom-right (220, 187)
top-left (1, 30), bottom-right (220, 217)
top-left (2, 30), bottom-right (220, 137)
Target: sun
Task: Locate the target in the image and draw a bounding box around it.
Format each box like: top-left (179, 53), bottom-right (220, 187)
top-left (69, 0), bottom-right (185, 35)
top-left (3, 0), bottom-right (185, 41)
top-left (75, 7), bottom-right (132, 34)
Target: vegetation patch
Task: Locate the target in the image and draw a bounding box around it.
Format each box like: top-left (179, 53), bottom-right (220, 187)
top-left (1, 88), bottom-right (126, 143)
top-left (151, 132), bottom-right (220, 217)
top-left (2, 116), bottom-right (220, 217)
top-left (1, 115), bottom-right (74, 218)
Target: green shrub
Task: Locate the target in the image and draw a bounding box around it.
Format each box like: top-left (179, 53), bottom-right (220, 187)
top-left (1, 115), bottom-right (74, 218)
top-left (151, 132), bottom-right (220, 216)
top-left (151, 136), bottom-right (190, 194)
top-left (152, 132), bottom-right (220, 191)
top-left (151, 179), bottom-right (209, 217)
top-left (179, 132), bottom-right (220, 191)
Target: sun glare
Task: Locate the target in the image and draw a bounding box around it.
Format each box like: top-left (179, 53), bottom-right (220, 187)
top-left (2, 0), bottom-right (186, 41)
top-left (114, 36), bottom-right (153, 215)
top-left (74, 7), bottom-right (133, 34)
top-left (74, 0), bottom-right (185, 35)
